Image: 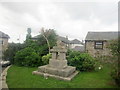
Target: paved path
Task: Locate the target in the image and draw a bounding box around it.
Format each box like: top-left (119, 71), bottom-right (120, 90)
top-left (0, 65), bottom-right (11, 90)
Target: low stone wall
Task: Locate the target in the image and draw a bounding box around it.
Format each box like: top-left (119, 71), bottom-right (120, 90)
top-left (1, 65), bottom-right (11, 90)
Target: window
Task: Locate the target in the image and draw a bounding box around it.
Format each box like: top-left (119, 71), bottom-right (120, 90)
top-left (94, 41), bottom-right (103, 49)
top-left (0, 40), bottom-right (3, 45)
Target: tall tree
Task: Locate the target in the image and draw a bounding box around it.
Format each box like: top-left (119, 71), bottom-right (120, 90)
top-left (109, 37), bottom-right (120, 86)
top-left (41, 28), bottom-right (50, 53)
top-left (40, 28), bottom-right (57, 54)
top-left (26, 28), bottom-right (32, 40)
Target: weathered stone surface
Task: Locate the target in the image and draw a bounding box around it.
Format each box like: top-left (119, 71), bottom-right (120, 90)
top-left (32, 70), bottom-right (79, 81)
top-left (37, 65), bottom-right (76, 77)
top-left (49, 59), bottom-right (67, 69)
top-left (38, 65), bottom-right (47, 73)
top-left (85, 41), bottom-right (112, 57)
top-left (32, 40), bottom-right (78, 81)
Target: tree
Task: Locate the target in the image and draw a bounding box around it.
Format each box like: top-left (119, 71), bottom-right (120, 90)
top-left (3, 28), bottom-right (57, 66)
top-left (109, 39), bottom-right (119, 56)
top-left (3, 43), bottom-right (25, 64)
top-left (40, 28), bottom-right (50, 53)
top-left (109, 38), bottom-right (120, 86)
top-left (14, 47), bottom-right (41, 67)
top-left (40, 28), bottom-right (57, 54)
top-left (26, 28), bottom-right (32, 40)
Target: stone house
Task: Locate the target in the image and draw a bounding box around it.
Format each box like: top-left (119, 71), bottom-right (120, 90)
top-left (57, 36), bottom-right (70, 48)
top-left (69, 39), bottom-right (85, 52)
top-left (57, 36), bottom-right (84, 51)
top-left (32, 35), bottom-right (84, 52)
top-left (70, 39), bottom-right (84, 48)
top-left (85, 31), bottom-right (118, 57)
top-left (0, 31), bottom-right (10, 59)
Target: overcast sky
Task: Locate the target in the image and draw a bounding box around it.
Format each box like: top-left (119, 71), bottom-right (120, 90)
top-left (0, 0), bottom-right (118, 43)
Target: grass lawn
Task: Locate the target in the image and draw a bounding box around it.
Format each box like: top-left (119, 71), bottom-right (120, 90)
top-left (6, 65), bottom-right (118, 88)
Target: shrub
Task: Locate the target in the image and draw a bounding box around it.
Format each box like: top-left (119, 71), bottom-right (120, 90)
top-left (14, 47), bottom-right (42, 67)
top-left (111, 67), bottom-right (120, 87)
top-left (42, 53), bottom-right (51, 65)
top-left (3, 43), bottom-right (25, 64)
top-left (67, 51), bottom-right (95, 71)
top-left (108, 39), bottom-right (120, 86)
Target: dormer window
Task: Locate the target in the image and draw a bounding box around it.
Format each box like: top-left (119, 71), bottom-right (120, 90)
top-left (94, 41), bottom-right (103, 49)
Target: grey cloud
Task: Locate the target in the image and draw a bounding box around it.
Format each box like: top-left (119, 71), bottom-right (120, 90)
top-left (1, 2), bottom-right (117, 25)
top-left (55, 2), bottom-right (117, 25)
top-left (0, 1), bottom-right (118, 43)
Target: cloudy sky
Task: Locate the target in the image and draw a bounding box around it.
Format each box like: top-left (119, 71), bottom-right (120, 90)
top-left (0, 0), bottom-right (118, 43)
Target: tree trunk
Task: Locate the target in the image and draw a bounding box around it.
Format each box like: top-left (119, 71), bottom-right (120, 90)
top-left (42, 34), bottom-right (50, 54)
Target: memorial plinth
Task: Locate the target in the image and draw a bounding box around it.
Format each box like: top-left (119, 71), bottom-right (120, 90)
top-left (32, 41), bottom-right (78, 81)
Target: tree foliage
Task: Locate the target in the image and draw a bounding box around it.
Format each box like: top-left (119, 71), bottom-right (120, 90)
top-left (3, 43), bottom-right (25, 64)
top-left (42, 53), bottom-right (51, 65)
top-left (109, 39), bottom-right (120, 56)
top-left (108, 38), bottom-right (120, 86)
top-left (26, 28), bottom-right (32, 40)
top-left (38, 28), bottom-right (57, 49)
top-left (13, 29), bottom-right (57, 66)
top-left (67, 50), bottom-right (95, 71)
top-left (14, 47), bottom-right (41, 67)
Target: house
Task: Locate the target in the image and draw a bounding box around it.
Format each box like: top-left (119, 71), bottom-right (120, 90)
top-left (70, 39), bottom-right (84, 48)
top-left (57, 36), bottom-right (70, 48)
top-left (32, 35), bottom-right (84, 52)
top-left (54, 36), bottom-right (84, 52)
top-left (0, 31), bottom-right (10, 59)
top-left (85, 31), bottom-right (118, 57)
top-left (69, 39), bottom-right (85, 52)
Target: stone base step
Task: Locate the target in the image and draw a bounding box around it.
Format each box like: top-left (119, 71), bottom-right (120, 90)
top-left (32, 71), bottom-right (79, 81)
top-left (38, 65), bottom-right (76, 77)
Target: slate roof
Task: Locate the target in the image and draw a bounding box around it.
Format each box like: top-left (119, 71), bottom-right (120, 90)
top-left (32, 35), bottom-right (70, 43)
top-left (0, 31), bottom-right (10, 38)
top-left (32, 35), bottom-right (83, 45)
top-left (85, 31), bottom-right (119, 41)
top-left (57, 36), bottom-right (70, 44)
top-left (70, 39), bottom-right (83, 44)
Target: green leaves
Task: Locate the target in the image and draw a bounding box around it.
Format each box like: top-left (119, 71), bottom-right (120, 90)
top-left (42, 53), bottom-right (52, 65)
top-left (108, 39), bottom-right (119, 56)
top-left (14, 47), bottom-right (41, 67)
top-left (67, 51), bottom-right (95, 71)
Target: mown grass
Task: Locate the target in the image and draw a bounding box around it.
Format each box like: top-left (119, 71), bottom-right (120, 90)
top-left (6, 65), bottom-right (118, 88)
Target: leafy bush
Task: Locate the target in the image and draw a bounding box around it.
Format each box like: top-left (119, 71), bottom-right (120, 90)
top-left (3, 29), bottom-right (57, 65)
top-left (108, 39), bottom-right (119, 56)
top-left (108, 38), bottom-right (120, 86)
top-left (42, 54), bottom-right (51, 65)
top-left (67, 51), bottom-right (95, 71)
top-left (111, 67), bottom-right (120, 87)
top-left (3, 43), bottom-right (25, 64)
top-left (14, 47), bottom-right (42, 67)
